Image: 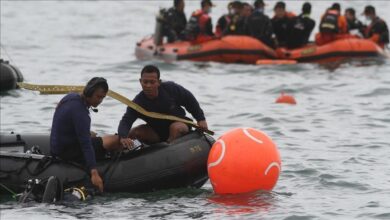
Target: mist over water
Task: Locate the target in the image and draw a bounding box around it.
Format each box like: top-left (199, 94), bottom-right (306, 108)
top-left (1, 1), bottom-right (390, 219)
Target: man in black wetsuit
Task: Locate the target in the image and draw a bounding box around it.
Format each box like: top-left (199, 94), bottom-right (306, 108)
top-left (286, 2), bottom-right (315, 48)
top-left (160, 0), bottom-right (187, 42)
top-left (50, 77), bottom-right (123, 192)
top-left (244, 0), bottom-right (274, 48)
top-left (361, 5), bottom-right (389, 49)
top-left (271, 1), bottom-right (296, 47)
top-left (118, 65), bottom-right (209, 146)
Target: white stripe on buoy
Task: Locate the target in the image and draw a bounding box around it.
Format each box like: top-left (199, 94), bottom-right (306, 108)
top-left (264, 162), bottom-right (281, 176)
top-left (208, 140), bottom-right (226, 168)
top-left (243, 128), bottom-right (263, 144)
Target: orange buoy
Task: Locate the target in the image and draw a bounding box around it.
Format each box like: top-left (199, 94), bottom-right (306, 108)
top-left (256, 59), bottom-right (297, 65)
top-left (207, 128), bottom-right (281, 194)
top-left (275, 92), bottom-right (297, 105)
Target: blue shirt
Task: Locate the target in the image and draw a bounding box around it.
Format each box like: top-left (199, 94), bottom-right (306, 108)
top-left (50, 93), bottom-right (96, 169)
top-left (118, 81), bottom-right (205, 138)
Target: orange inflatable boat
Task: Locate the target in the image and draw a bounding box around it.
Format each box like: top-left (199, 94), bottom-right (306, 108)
top-left (135, 35), bottom-right (277, 64)
top-left (275, 38), bottom-right (388, 64)
top-left (136, 35), bottom-right (387, 64)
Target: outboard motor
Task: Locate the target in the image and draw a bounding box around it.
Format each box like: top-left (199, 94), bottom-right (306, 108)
top-left (0, 59), bottom-right (24, 92)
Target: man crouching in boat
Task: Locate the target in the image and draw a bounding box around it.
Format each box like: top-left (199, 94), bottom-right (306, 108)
top-left (118, 65), bottom-right (208, 147)
top-left (50, 77), bottom-right (123, 193)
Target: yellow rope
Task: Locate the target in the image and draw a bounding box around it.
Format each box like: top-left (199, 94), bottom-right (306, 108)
top-left (17, 82), bottom-right (214, 135)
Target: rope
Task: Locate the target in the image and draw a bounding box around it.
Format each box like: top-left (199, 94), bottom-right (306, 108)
top-left (0, 44), bottom-right (16, 65)
top-left (17, 82), bottom-right (214, 135)
top-left (0, 182), bottom-right (17, 199)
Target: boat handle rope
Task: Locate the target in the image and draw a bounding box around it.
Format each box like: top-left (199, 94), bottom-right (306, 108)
top-left (0, 182), bottom-right (17, 199)
top-left (17, 82), bottom-right (214, 135)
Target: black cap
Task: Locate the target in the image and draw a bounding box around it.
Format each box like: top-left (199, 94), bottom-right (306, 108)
top-left (201, 0), bottom-right (215, 7)
top-left (274, 1), bottom-right (285, 10)
top-left (363, 5), bottom-right (375, 15)
top-left (331, 3), bottom-right (340, 11)
top-left (254, 0), bottom-right (265, 8)
top-left (231, 1), bottom-right (243, 9)
top-left (345, 7), bottom-right (355, 16)
top-left (302, 2), bottom-right (311, 14)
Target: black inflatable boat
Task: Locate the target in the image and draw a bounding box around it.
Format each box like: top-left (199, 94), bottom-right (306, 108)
top-left (0, 132), bottom-right (214, 194)
top-left (0, 59), bottom-right (24, 92)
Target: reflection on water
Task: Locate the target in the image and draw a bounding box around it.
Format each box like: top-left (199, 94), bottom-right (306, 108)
top-left (208, 191), bottom-right (277, 215)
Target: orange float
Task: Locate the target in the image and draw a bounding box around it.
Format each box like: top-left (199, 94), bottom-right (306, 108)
top-left (256, 59), bottom-right (297, 65)
top-left (275, 92), bottom-right (297, 105)
top-left (207, 128), bottom-right (281, 194)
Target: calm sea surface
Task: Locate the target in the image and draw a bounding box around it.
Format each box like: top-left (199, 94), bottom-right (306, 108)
top-left (1, 1), bottom-right (390, 219)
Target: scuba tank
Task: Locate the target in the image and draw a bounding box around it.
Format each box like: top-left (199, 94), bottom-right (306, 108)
top-left (18, 176), bottom-right (63, 203)
top-left (17, 176), bottom-right (94, 203)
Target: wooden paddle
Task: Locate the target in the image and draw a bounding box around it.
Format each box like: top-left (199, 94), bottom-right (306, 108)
top-left (17, 82), bottom-right (214, 135)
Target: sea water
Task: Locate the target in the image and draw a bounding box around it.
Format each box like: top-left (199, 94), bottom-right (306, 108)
top-left (1, 1), bottom-right (389, 219)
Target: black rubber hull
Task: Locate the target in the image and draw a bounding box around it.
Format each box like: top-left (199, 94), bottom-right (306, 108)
top-left (0, 59), bottom-right (24, 92)
top-left (0, 132), bottom-right (214, 193)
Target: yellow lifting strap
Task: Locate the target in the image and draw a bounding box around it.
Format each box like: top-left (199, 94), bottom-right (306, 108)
top-left (17, 82), bottom-right (214, 135)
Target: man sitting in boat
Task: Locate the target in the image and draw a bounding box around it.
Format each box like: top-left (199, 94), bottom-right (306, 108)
top-left (315, 3), bottom-right (349, 46)
top-left (158, 0), bottom-right (187, 43)
top-left (344, 8), bottom-right (365, 37)
top-left (286, 2), bottom-right (315, 49)
top-left (181, 0), bottom-right (215, 43)
top-left (361, 5), bottom-right (389, 49)
top-left (118, 65), bottom-right (208, 146)
top-left (271, 1), bottom-right (296, 48)
top-left (244, 0), bottom-right (274, 48)
top-left (50, 77), bottom-right (124, 193)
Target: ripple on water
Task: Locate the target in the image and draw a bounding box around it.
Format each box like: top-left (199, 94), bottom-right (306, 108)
top-left (283, 215), bottom-right (317, 220)
top-left (284, 168), bottom-right (318, 177)
top-left (356, 88), bottom-right (390, 97)
top-left (319, 179), bottom-right (369, 191)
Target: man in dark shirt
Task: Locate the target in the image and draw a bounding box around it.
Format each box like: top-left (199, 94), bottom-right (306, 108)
top-left (118, 65), bottom-right (208, 146)
top-left (344, 8), bottom-right (365, 37)
top-left (271, 1), bottom-right (296, 47)
top-left (362, 5), bottom-right (389, 49)
top-left (50, 77), bottom-right (122, 192)
top-left (160, 0), bottom-right (187, 43)
top-left (244, 0), bottom-right (274, 48)
top-left (286, 2), bottom-right (315, 48)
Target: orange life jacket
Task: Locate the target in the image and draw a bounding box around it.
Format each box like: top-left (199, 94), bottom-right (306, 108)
top-left (192, 9), bottom-right (211, 33)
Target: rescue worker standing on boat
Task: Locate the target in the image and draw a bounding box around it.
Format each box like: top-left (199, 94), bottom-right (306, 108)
top-left (118, 65), bottom-right (208, 146)
top-left (286, 2), bottom-right (315, 49)
top-left (160, 0), bottom-right (187, 43)
top-left (50, 77), bottom-right (124, 193)
top-left (315, 3), bottom-right (348, 46)
top-left (182, 0), bottom-right (215, 43)
top-left (361, 5), bottom-right (389, 49)
top-left (271, 1), bottom-right (296, 47)
top-left (244, 0), bottom-right (274, 48)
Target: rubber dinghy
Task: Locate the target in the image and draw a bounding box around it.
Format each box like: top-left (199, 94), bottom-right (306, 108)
top-left (275, 38), bottom-right (389, 63)
top-left (0, 131), bottom-right (214, 193)
top-left (135, 35), bottom-right (277, 64)
top-left (0, 59), bottom-right (24, 92)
